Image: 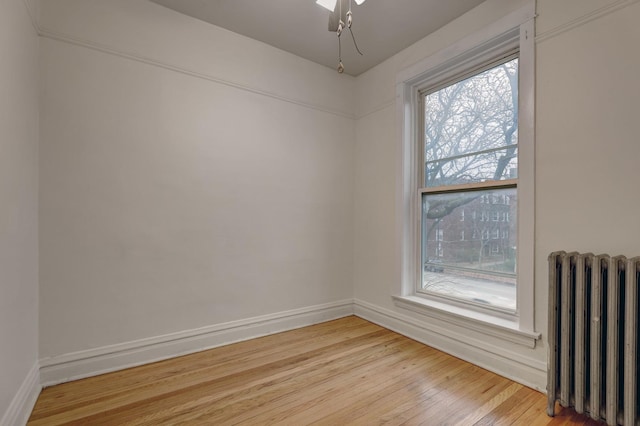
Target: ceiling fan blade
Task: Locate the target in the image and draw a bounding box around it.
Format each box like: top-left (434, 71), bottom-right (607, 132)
top-left (327, 0), bottom-right (348, 32)
top-left (328, 10), bottom-right (339, 32)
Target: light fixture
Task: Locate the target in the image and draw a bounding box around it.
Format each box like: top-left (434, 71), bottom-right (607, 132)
top-left (316, 0), bottom-right (366, 73)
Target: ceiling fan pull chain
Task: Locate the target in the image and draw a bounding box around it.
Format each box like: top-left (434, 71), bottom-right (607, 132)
top-left (347, 0), bottom-right (362, 56)
top-left (336, 0), bottom-right (344, 73)
top-left (337, 0), bottom-right (343, 35)
top-left (349, 26), bottom-right (363, 56)
top-left (338, 31), bottom-right (344, 73)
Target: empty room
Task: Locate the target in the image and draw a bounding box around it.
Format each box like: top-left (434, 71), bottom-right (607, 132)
top-left (2, 0), bottom-right (639, 424)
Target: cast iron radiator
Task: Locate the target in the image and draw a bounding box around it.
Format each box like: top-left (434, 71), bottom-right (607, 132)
top-left (547, 251), bottom-right (640, 425)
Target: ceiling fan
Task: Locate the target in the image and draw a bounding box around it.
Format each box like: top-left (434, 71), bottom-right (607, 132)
top-left (316, 0), bottom-right (366, 73)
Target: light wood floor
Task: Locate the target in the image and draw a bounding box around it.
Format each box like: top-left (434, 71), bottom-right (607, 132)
top-left (29, 316), bottom-right (602, 425)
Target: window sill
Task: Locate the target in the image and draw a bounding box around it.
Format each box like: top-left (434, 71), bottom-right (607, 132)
top-left (392, 295), bottom-right (540, 348)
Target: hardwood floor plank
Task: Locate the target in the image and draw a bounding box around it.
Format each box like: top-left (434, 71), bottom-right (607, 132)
top-left (473, 386), bottom-right (543, 426)
top-left (313, 355), bottom-right (474, 425)
top-left (483, 386), bottom-right (547, 426)
top-left (28, 316), bottom-right (600, 425)
top-left (112, 332), bottom-right (412, 425)
top-left (32, 327), bottom-right (392, 425)
top-left (175, 335), bottom-right (424, 424)
top-left (381, 366), bottom-right (507, 425)
top-left (30, 319), bottom-right (379, 416)
top-left (452, 382), bottom-right (522, 426)
top-left (248, 342), bottom-right (450, 425)
top-left (31, 318), bottom-right (379, 419)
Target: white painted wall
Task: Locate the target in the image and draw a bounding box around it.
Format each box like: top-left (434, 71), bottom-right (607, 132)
top-left (38, 0), bottom-right (355, 361)
top-left (532, 0), bottom-right (640, 389)
top-left (353, 0), bottom-right (640, 390)
top-left (534, 0), bottom-right (640, 295)
top-left (0, 0), bottom-right (40, 422)
top-left (7, 0), bottom-right (637, 406)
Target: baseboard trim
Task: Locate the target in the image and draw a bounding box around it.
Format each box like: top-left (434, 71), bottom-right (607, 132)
top-left (1, 362), bottom-right (41, 426)
top-left (39, 299), bottom-right (354, 387)
top-left (353, 299), bottom-right (547, 392)
top-left (38, 298), bottom-right (546, 392)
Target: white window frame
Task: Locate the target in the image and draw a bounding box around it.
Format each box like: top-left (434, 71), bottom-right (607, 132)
top-left (393, 3), bottom-right (539, 347)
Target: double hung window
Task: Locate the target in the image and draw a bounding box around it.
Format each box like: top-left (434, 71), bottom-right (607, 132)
top-left (396, 4), bottom-right (537, 340)
top-left (420, 57), bottom-right (519, 312)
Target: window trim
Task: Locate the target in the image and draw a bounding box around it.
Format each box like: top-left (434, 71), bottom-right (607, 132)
top-left (394, 2), bottom-right (538, 346)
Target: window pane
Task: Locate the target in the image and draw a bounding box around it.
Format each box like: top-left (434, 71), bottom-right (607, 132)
top-left (424, 58), bottom-right (518, 186)
top-left (425, 147), bottom-right (517, 187)
top-left (421, 188), bottom-right (517, 311)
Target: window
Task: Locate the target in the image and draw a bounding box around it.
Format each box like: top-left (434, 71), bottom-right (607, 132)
top-left (460, 230), bottom-right (465, 241)
top-left (396, 3), bottom-right (537, 342)
top-left (460, 209), bottom-right (465, 221)
top-left (420, 56), bottom-right (519, 312)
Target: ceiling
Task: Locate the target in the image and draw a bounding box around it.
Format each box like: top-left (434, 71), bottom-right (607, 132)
top-left (150, 0), bottom-right (486, 76)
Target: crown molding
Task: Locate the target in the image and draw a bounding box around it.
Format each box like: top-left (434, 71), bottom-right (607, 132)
top-left (21, 0), bottom-right (39, 34)
top-left (37, 26), bottom-right (356, 120)
top-left (536, 0), bottom-right (640, 44)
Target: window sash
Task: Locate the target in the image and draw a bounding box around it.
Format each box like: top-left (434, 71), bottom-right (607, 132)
top-left (420, 179), bottom-right (517, 195)
top-left (418, 51), bottom-right (518, 98)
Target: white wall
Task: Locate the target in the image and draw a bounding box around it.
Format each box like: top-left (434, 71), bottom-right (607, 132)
top-left (8, 0), bottom-right (638, 406)
top-left (352, 0), bottom-right (640, 391)
top-left (38, 0), bottom-right (355, 370)
top-left (535, 0), bottom-right (640, 273)
top-left (0, 0), bottom-right (40, 423)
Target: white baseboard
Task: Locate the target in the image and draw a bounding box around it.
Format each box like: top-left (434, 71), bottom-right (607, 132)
top-left (1, 362), bottom-right (41, 426)
top-left (353, 299), bottom-right (547, 392)
top-left (38, 298), bottom-right (546, 394)
top-left (39, 300), bottom-right (354, 387)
